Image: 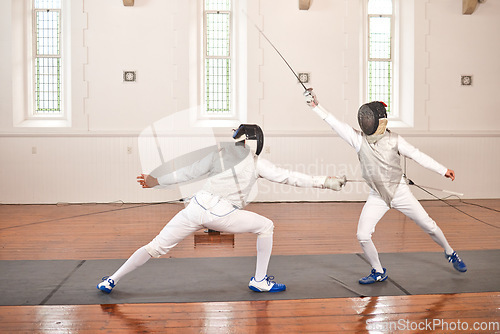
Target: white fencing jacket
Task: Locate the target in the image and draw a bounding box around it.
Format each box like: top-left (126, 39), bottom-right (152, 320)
top-left (157, 143), bottom-right (327, 215)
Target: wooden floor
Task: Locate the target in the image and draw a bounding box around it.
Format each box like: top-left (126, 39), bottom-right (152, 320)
top-left (0, 199), bottom-right (499, 333)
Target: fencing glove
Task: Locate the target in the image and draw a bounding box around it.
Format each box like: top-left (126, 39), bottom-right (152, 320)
top-left (324, 175), bottom-right (347, 191)
top-left (304, 88), bottom-right (319, 108)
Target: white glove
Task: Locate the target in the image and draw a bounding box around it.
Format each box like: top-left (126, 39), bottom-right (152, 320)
top-left (304, 88), bottom-right (319, 108)
top-left (323, 175), bottom-right (347, 191)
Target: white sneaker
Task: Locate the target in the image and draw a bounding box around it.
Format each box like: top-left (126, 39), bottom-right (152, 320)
top-left (248, 275), bottom-right (286, 292)
top-left (97, 276), bottom-right (116, 293)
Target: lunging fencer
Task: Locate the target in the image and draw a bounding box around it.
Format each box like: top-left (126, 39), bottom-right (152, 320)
top-left (303, 89), bottom-right (467, 284)
top-left (97, 124), bottom-right (347, 293)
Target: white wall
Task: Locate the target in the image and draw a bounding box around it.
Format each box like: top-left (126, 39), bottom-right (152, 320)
top-left (1, 0), bottom-right (499, 204)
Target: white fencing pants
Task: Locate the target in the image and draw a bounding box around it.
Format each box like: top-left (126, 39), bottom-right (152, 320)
top-left (111, 197), bottom-right (275, 283)
top-left (356, 183), bottom-right (453, 273)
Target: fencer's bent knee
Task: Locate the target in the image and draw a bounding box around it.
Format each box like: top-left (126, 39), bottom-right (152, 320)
top-left (144, 242), bottom-right (162, 258)
top-left (144, 237), bottom-right (178, 258)
top-left (357, 231), bottom-right (372, 243)
top-left (257, 218), bottom-right (274, 237)
top-left (421, 219), bottom-right (438, 235)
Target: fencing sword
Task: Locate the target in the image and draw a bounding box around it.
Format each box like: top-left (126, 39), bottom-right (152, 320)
top-left (242, 10), bottom-right (307, 91)
top-left (345, 179), bottom-right (465, 197)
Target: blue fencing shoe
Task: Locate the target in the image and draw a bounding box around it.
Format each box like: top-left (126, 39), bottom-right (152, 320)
top-left (97, 276), bottom-right (116, 293)
top-left (445, 251), bottom-right (467, 272)
top-left (359, 268), bottom-right (388, 284)
top-left (249, 275), bottom-right (286, 292)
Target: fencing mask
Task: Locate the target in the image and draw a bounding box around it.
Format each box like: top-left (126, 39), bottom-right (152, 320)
top-left (357, 101), bottom-right (388, 136)
top-left (232, 124), bottom-right (264, 155)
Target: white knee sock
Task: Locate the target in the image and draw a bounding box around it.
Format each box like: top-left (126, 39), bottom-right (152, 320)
top-left (360, 240), bottom-right (384, 273)
top-left (254, 235), bottom-right (273, 281)
top-left (429, 226), bottom-right (454, 255)
top-left (109, 246), bottom-right (152, 283)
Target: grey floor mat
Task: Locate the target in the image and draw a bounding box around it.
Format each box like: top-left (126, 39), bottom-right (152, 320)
top-left (0, 250), bottom-right (498, 306)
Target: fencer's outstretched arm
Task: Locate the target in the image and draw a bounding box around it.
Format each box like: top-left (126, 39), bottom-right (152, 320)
top-left (397, 136), bottom-right (455, 180)
top-left (256, 158), bottom-right (346, 191)
top-left (137, 151), bottom-right (216, 188)
top-left (304, 88), bottom-right (362, 152)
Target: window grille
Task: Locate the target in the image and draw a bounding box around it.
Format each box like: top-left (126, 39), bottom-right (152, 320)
top-left (367, 0), bottom-right (393, 114)
top-left (33, 0), bottom-right (62, 115)
top-left (204, 0), bottom-right (232, 114)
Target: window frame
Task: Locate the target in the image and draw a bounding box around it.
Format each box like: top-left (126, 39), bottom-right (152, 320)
top-left (191, 0), bottom-right (246, 128)
top-left (366, 0), bottom-right (395, 116)
top-left (362, 0), bottom-right (414, 129)
top-left (13, 0), bottom-right (71, 128)
top-left (32, 4), bottom-right (64, 118)
top-left (202, 4), bottom-right (232, 116)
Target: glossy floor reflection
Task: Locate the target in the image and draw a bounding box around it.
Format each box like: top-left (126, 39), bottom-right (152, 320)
top-left (1, 292), bottom-right (498, 333)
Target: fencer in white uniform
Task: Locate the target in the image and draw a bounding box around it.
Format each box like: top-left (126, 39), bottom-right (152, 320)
top-left (97, 124), bottom-right (347, 293)
top-left (303, 89), bottom-right (467, 284)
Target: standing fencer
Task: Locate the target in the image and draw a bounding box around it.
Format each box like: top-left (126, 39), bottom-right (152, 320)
top-left (303, 89), bottom-right (467, 284)
top-left (97, 124), bottom-right (346, 293)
